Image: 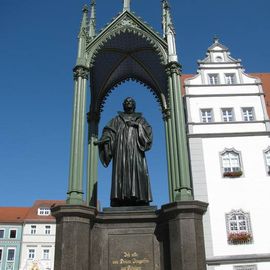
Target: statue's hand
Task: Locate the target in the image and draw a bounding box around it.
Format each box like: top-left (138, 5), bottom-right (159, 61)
top-left (126, 121), bottom-right (138, 128)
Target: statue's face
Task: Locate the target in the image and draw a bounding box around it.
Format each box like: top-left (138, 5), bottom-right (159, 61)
top-left (123, 97), bottom-right (136, 113)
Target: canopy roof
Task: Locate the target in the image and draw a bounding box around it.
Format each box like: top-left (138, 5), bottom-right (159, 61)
top-left (86, 11), bottom-right (169, 118)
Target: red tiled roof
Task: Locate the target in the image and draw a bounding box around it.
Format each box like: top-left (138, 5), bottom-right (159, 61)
top-left (0, 200), bottom-right (66, 223)
top-left (24, 200), bottom-right (65, 222)
top-left (0, 207), bottom-right (29, 223)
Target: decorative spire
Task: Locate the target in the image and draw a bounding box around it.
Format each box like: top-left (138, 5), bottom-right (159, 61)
top-left (89, 0), bottom-right (96, 38)
top-left (162, 0), bottom-right (178, 62)
top-left (80, 5), bottom-right (89, 35)
top-left (123, 0), bottom-right (131, 12)
top-left (162, 0), bottom-right (174, 37)
top-left (77, 5), bottom-right (89, 65)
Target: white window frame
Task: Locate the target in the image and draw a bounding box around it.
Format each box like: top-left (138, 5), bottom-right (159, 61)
top-left (221, 108), bottom-right (234, 122)
top-left (242, 107), bottom-right (255, 121)
top-left (208, 73), bottom-right (220, 85)
top-left (0, 229), bottom-right (5, 239)
top-left (234, 264), bottom-right (257, 270)
top-left (226, 209), bottom-right (253, 245)
top-left (263, 147), bottom-right (270, 176)
top-left (30, 225), bottom-right (36, 235)
top-left (9, 229), bottom-right (17, 239)
top-left (225, 73), bottom-right (237, 84)
top-left (220, 148), bottom-right (243, 177)
top-left (45, 225), bottom-right (51, 235)
top-left (38, 207), bottom-right (51, 216)
top-left (43, 249), bottom-right (50, 260)
top-left (6, 248), bottom-right (15, 262)
top-left (200, 108), bottom-right (213, 123)
top-left (28, 249), bottom-right (35, 260)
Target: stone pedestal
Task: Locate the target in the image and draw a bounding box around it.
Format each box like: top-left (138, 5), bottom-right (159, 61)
top-left (159, 201), bottom-right (208, 270)
top-left (52, 205), bottom-right (97, 270)
top-left (52, 201), bottom-right (208, 270)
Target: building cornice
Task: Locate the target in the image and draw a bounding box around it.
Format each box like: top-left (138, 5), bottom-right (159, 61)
top-left (184, 92), bottom-right (264, 98)
top-left (197, 65), bottom-right (243, 70)
top-left (184, 83), bottom-right (262, 88)
top-left (187, 120), bottom-right (269, 126)
top-left (207, 253), bottom-right (270, 266)
top-left (188, 131), bottom-right (270, 138)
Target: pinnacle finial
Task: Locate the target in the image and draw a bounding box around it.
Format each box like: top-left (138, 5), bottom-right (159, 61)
top-left (82, 4), bottom-right (88, 13)
top-left (213, 35), bottom-right (219, 43)
top-left (123, 0), bottom-right (131, 12)
top-left (79, 4), bottom-right (88, 34)
top-left (89, 0), bottom-right (96, 38)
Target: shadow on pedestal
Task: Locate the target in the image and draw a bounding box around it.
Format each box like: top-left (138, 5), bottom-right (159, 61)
top-left (52, 201), bottom-right (208, 270)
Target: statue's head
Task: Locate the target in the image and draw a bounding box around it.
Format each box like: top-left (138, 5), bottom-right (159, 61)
top-left (123, 97), bottom-right (136, 113)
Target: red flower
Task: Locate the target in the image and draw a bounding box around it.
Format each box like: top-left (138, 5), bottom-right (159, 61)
top-left (223, 171), bottom-right (243, 178)
top-left (228, 232), bottom-right (252, 244)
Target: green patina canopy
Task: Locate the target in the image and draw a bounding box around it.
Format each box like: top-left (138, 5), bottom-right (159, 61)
top-left (67, 0), bottom-right (193, 206)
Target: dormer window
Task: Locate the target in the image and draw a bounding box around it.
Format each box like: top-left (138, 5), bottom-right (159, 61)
top-left (208, 73), bottom-right (219, 85)
top-left (38, 207), bottom-right (51, 216)
top-left (225, 73), bottom-right (236, 84)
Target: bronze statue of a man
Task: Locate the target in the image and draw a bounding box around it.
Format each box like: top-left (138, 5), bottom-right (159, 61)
top-left (98, 97), bottom-right (153, 207)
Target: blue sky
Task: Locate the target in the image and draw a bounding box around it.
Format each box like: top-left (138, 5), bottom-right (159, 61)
top-left (0, 0), bottom-right (269, 208)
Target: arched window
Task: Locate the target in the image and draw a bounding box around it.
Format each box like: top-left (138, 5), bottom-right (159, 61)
top-left (226, 209), bottom-right (253, 245)
top-left (220, 149), bottom-right (242, 177)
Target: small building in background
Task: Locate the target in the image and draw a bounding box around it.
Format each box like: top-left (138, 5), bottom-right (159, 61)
top-left (19, 200), bottom-right (64, 270)
top-left (0, 207), bottom-right (29, 270)
top-left (0, 200), bottom-right (64, 270)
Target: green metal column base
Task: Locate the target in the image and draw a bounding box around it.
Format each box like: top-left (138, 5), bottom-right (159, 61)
top-left (66, 191), bottom-right (84, 205)
top-left (174, 187), bottom-right (193, 201)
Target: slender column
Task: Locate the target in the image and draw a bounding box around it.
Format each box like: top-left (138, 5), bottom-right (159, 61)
top-left (67, 65), bottom-right (89, 205)
top-left (163, 109), bottom-right (173, 202)
top-left (173, 66), bottom-right (193, 198)
top-left (86, 111), bottom-right (99, 207)
top-left (166, 68), bottom-right (181, 201)
top-left (166, 62), bottom-right (193, 201)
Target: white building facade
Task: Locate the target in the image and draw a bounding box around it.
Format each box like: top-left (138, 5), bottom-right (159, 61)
top-left (19, 201), bottom-right (61, 270)
top-left (185, 39), bottom-right (270, 270)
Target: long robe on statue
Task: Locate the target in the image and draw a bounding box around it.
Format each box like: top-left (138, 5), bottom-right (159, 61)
top-left (99, 111), bottom-right (153, 206)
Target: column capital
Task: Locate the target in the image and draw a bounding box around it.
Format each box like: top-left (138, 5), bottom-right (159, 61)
top-left (73, 65), bottom-right (89, 80)
top-left (162, 108), bottom-right (171, 121)
top-left (166, 61), bottom-right (182, 76)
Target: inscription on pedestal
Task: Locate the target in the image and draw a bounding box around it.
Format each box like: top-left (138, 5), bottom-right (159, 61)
top-left (109, 234), bottom-right (154, 270)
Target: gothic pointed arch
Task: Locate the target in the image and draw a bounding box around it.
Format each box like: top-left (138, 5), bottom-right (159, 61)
top-left (86, 11), bottom-right (169, 118)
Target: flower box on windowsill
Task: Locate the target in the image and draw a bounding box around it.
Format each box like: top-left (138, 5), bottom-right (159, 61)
top-left (223, 171), bottom-right (243, 178)
top-left (228, 232), bottom-right (252, 245)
